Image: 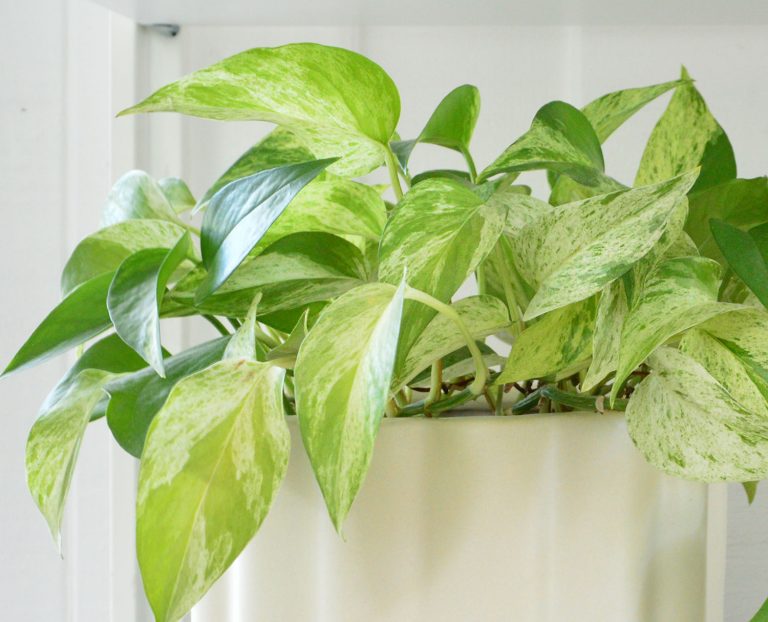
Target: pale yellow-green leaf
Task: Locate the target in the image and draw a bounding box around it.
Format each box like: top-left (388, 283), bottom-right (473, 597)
top-left (496, 297), bottom-right (596, 384)
top-left (102, 170), bottom-right (184, 227)
top-left (627, 347), bottom-right (768, 482)
top-left (517, 170), bottom-right (698, 320)
top-left (26, 369), bottom-right (113, 544)
top-left (294, 282), bottom-right (404, 531)
top-left (223, 293), bottom-right (262, 360)
top-left (137, 360), bottom-right (288, 622)
top-left (121, 44), bottom-right (400, 177)
top-left (581, 280), bottom-right (627, 391)
top-left (391, 295), bottom-right (510, 392)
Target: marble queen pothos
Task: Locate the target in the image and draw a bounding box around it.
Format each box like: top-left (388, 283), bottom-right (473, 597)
top-left (5, 43), bottom-right (768, 621)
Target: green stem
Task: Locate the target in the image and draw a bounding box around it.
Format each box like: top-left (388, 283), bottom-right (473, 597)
top-left (203, 315), bottom-right (230, 337)
top-left (385, 148), bottom-right (405, 202)
top-left (495, 385), bottom-right (504, 416)
top-left (398, 387), bottom-right (475, 417)
top-left (462, 148), bottom-right (478, 184)
top-left (404, 286), bottom-right (488, 395)
top-left (426, 359), bottom-right (443, 409)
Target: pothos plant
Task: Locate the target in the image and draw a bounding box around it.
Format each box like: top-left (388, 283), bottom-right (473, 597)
top-left (5, 42), bottom-right (768, 621)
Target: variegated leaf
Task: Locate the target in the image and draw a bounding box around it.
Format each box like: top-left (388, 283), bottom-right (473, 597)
top-left (627, 346), bottom-right (768, 482)
top-left (635, 68), bottom-right (736, 193)
top-left (612, 256), bottom-right (743, 400)
top-left (120, 43), bottom-right (401, 177)
top-left (223, 294), bottom-right (263, 361)
top-left (102, 170), bottom-right (183, 227)
top-left (581, 78), bottom-right (683, 143)
top-left (391, 295), bottom-right (510, 392)
top-left (479, 101), bottom-right (607, 186)
top-left (265, 309), bottom-right (309, 369)
top-left (27, 369), bottom-right (113, 544)
top-left (107, 234), bottom-right (192, 376)
top-left (496, 297), bottom-right (596, 384)
top-left (681, 329), bottom-right (768, 416)
top-left (61, 219), bottom-right (191, 295)
top-left (295, 282), bottom-right (404, 531)
top-left (378, 179), bottom-right (506, 360)
top-left (517, 170), bottom-right (698, 319)
top-left (158, 177), bottom-right (196, 214)
top-left (171, 232), bottom-right (367, 318)
top-left (582, 280), bottom-right (627, 391)
top-left (138, 360), bottom-right (288, 622)
top-left (106, 337), bottom-right (231, 458)
top-left (391, 84), bottom-right (480, 172)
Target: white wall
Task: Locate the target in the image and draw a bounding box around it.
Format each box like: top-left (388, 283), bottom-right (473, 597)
top-left (2, 3), bottom-right (768, 620)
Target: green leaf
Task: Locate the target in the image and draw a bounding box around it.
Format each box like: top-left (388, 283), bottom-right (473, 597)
top-left (378, 179), bottom-right (506, 360)
top-left (4, 273), bottom-right (113, 376)
top-left (711, 220), bottom-right (768, 308)
top-left (581, 78), bottom-right (683, 143)
top-left (137, 359), bottom-right (288, 622)
top-left (478, 234), bottom-right (533, 327)
top-left (626, 346), bottom-right (768, 482)
top-left (295, 281), bottom-right (405, 531)
top-left (479, 101), bottom-right (606, 185)
top-left (582, 280), bottom-right (628, 391)
top-left (743, 481), bottom-right (759, 504)
top-left (496, 297), bottom-right (596, 384)
top-left (61, 219), bottom-right (192, 296)
top-left (120, 43), bottom-right (401, 177)
top-left (517, 170), bottom-right (698, 320)
top-left (635, 68), bottom-right (736, 193)
top-left (612, 256), bottom-right (742, 401)
top-left (106, 337), bottom-right (230, 457)
top-left (391, 295), bottom-right (510, 392)
top-left (223, 294), bottom-right (264, 361)
top-left (200, 128), bottom-right (318, 208)
top-left (171, 232), bottom-right (367, 318)
top-left (27, 369), bottom-right (113, 544)
top-left (102, 170), bottom-right (183, 226)
top-left (158, 177), bottom-right (196, 214)
top-left (750, 595), bottom-right (768, 622)
top-left (198, 159), bottom-right (334, 300)
top-left (265, 309), bottom-right (309, 369)
top-left (391, 84), bottom-right (480, 172)
top-left (107, 234), bottom-right (192, 376)
top-left (686, 177), bottom-right (768, 261)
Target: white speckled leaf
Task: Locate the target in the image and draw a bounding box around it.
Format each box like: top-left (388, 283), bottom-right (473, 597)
top-left (378, 179), bottom-right (505, 360)
top-left (391, 295), bottom-right (510, 392)
top-left (519, 170), bottom-right (698, 319)
top-left (478, 235), bottom-right (534, 332)
top-left (294, 281), bottom-right (404, 531)
top-left (635, 69), bottom-right (736, 193)
top-left (102, 170), bottom-right (183, 227)
top-left (479, 101), bottom-right (606, 185)
top-left (627, 346), bottom-right (768, 482)
top-left (681, 329), bottom-right (768, 417)
top-left (120, 43), bottom-right (400, 177)
top-left (26, 369), bottom-right (113, 544)
top-left (582, 78), bottom-right (683, 143)
top-left (612, 256), bottom-right (743, 400)
top-left (581, 280), bottom-right (627, 391)
top-left (137, 359), bottom-right (288, 622)
top-left (496, 297), bottom-right (597, 384)
top-left (61, 219), bottom-right (192, 295)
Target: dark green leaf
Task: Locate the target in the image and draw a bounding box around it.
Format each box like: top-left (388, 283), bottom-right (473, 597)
top-left (711, 220), bottom-right (768, 308)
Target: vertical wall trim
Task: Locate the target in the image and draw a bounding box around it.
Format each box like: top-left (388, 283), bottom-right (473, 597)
top-left (562, 25), bottom-right (584, 106)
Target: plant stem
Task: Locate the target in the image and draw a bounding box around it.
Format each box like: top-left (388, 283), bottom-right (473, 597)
top-left (203, 315), bottom-right (230, 336)
top-left (385, 148), bottom-right (405, 202)
top-left (462, 148), bottom-right (478, 184)
top-left (495, 385), bottom-right (504, 416)
top-left (404, 286), bottom-right (488, 395)
top-left (426, 359), bottom-right (443, 409)
top-left (398, 387), bottom-right (475, 417)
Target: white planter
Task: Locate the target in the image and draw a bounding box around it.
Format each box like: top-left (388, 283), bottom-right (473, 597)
top-left (192, 412), bottom-right (726, 622)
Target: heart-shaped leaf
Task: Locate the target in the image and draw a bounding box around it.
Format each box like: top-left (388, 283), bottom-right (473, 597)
top-left (120, 43), bottom-right (401, 177)
top-left (102, 170), bottom-right (183, 227)
top-left (391, 84), bottom-right (480, 173)
top-left (107, 234), bottom-right (192, 376)
top-left (137, 359), bottom-right (288, 622)
top-left (627, 346), bottom-right (768, 482)
top-left (198, 159), bottom-right (334, 299)
top-left (635, 68), bottom-right (736, 193)
top-left (711, 220), bottom-right (768, 309)
top-left (158, 177), bottom-right (196, 214)
top-left (106, 337), bottom-right (230, 457)
top-left (295, 281), bottom-right (404, 531)
top-left (4, 273), bottom-right (114, 375)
